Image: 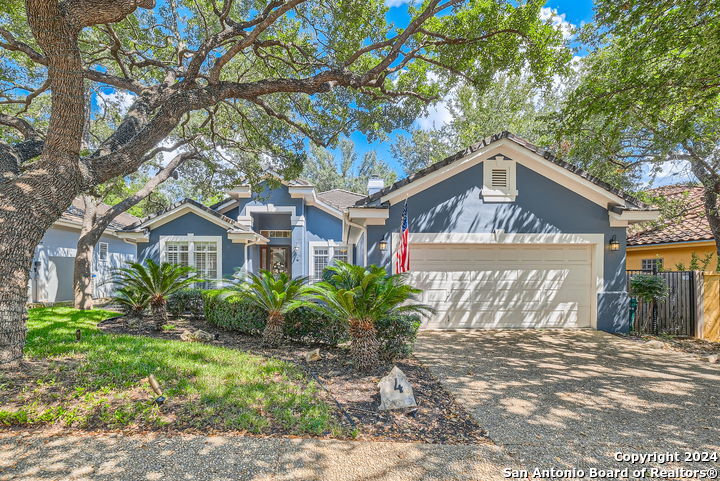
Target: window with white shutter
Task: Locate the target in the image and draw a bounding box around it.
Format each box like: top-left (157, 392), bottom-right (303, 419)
top-left (97, 242), bottom-right (109, 262)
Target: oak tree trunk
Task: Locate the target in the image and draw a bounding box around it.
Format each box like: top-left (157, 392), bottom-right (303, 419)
top-left (0, 1), bottom-right (87, 366)
top-left (74, 196), bottom-right (99, 310)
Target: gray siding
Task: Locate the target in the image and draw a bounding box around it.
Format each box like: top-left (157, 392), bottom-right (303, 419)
top-left (366, 162), bottom-right (628, 333)
top-left (31, 225), bottom-right (137, 302)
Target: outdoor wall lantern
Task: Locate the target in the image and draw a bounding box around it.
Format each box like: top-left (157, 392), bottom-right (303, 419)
top-left (379, 236), bottom-right (388, 252)
top-left (609, 235), bottom-right (620, 251)
top-left (293, 243), bottom-right (300, 254)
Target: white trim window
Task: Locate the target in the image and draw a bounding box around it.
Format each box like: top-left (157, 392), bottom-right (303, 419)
top-left (641, 258), bottom-right (663, 271)
top-left (160, 235), bottom-right (222, 281)
top-left (309, 242), bottom-right (352, 281)
top-left (97, 242), bottom-right (109, 262)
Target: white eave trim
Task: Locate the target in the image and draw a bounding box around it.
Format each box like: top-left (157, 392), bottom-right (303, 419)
top-left (609, 210), bottom-right (660, 227)
top-left (379, 138), bottom-right (632, 210)
top-left (227, 231), bottom-right (270, 244)
top-left (347, 207), bottom-right (390, 226)
top-left (135, 203), bottom-right (236, 231)
top-left (117, 231), bottom-right (150, 243)
top-left (228, 185), bottom-right (252, 198)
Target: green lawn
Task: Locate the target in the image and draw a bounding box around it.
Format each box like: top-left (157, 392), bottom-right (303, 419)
top-left (0, 307), bottom-right (343, 436)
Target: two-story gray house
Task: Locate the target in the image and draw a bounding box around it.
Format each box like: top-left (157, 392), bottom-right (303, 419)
top-left (119, 132), bottom-right (658, 333)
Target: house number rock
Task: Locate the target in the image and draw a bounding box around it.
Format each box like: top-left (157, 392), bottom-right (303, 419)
top-left (378, 366), bottom-right (417, 411)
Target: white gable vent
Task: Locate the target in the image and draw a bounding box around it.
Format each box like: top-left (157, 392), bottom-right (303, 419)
top-left (482, 154), bottom-right (517, 202)
top-left (491, 169), bottom-right (508, 188)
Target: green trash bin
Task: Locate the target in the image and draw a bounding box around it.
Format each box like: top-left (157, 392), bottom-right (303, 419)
top-left (629, 297), bottom-right (638, 332)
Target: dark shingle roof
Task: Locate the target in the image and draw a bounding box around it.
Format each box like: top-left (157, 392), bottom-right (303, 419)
top-left (353, 131), bottom-right (649, 210)
top-left (317, 189), bottom-right (365, 210)
top-left (627, 185), bottom-right (713, 246)
top-left (124, 198), bottom-right (251, 232)
top-left (61, 198), bottom-right (139, 231)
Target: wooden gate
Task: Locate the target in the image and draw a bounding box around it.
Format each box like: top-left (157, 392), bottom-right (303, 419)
top-left (626, 270), bottom-right (696, 336)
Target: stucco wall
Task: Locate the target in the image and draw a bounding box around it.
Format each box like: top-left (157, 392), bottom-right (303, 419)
top-left (627, 242), bottom-right (716, 271)
top-left (139, 184), bottom-right (345, 279)
top-left (366, 162), bottom-right (628, 333)
top-left (230, 183), bottom-right (344, 277)
top-left (137, 212), bottom-right (244, 281)
top-left (30, 225), bottom-right (137, 302)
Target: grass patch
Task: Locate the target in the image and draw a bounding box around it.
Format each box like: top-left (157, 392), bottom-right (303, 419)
top-left (0, 307), bottom-right (343, 436)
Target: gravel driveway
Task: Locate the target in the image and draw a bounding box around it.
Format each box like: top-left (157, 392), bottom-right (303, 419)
top-left (0, 431), bottom-right (511, 481)
top-left (415, 329), bottom-right (720, 475)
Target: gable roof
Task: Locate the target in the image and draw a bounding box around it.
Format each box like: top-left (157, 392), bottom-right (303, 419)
top-left (627, 184), bottom-right (713, 246)
top-left (59, 198), bottom-right (139, 231)
top-left (316, 189), bottom-right (365, 210)
top-left (353, 131), bottom-right (649, 210)
top-left (123, 198), bottom-right (252, 232)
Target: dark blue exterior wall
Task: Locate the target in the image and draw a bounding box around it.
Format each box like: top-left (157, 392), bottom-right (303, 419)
top-left (137, 212), bottom-right (245, 281)
top-left (366, 162), bottom-right (628, 333)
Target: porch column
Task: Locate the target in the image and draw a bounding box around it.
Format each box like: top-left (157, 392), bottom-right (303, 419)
top-left (291, 215), bottom-right (305, 277)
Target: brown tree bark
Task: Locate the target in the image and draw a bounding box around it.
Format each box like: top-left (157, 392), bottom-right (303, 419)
top-left (74, 195), bottom-right (98, 310)
top-left (73, 152), bottom-right (195, 309)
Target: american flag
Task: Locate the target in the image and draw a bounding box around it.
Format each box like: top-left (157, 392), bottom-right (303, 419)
top-left (395, 200), bottom-right (410, 273)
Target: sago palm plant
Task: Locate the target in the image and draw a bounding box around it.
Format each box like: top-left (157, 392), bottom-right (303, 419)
top-left (113, 260), bottom-right (202, 330)
top-left (310, 261), bottom-right (434, 370)
top-left (236, 270), bottom-right (313, 346)
top-left (113, 286), bottom-right (149, 318)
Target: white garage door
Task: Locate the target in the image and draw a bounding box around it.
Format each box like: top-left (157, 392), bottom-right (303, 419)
top-left (408, 244), bottom-right (593, 329)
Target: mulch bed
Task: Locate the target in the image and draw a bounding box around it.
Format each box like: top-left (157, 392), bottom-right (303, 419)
top-left (99, 315), bottom-right (489, 445)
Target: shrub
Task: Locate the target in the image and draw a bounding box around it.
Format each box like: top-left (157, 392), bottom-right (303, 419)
top-left (203, 289), bottom-right (266, 334)
top-left (203, 287), bottom-right (423, 355)
top-left (309, 261), bottom-right (434, 370)
top-left (204, 289), bottom-right (346, 345)
top-left (284, 306), bottom-right (348, 345)
top-left (168, 288), bottom-right (205, 317)
top-left (629, 274), bottom-right (669, 303)
top-left (375, 313), bottom-right (422, 361)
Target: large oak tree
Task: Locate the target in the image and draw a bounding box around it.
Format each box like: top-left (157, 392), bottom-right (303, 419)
top-left (0, 0), bottom-right (567, 365)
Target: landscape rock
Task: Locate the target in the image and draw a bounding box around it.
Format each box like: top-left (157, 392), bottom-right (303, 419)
top-left (706, 354), bottom-right (718, 364)
top-left (180, 329), bottom-right (215, 342)
top-left (644, 340), bottom-right (666, 349)
top-left (378, 366), bottom-right (417, 411)
top-left (305, 348), bottom-right (321, 362)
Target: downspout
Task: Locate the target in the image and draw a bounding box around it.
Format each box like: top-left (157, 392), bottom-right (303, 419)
top-left (345, 214), bottom-right (367, 266)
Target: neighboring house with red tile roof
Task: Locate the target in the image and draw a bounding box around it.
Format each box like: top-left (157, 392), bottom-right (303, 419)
top-left (627, 184), bottom-right (717, 271)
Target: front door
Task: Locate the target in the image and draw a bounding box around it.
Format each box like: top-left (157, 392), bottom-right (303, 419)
top-left (260, 246), bottom-right (291, 276)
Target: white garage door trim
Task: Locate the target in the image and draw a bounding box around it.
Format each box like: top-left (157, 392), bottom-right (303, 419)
top-left (391, 232), bottom-right (604, 329)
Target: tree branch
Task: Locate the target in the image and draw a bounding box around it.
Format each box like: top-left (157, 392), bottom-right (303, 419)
top-left (60, 0), bottom-right (156, 31)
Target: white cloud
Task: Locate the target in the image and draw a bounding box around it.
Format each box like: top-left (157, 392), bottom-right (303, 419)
top-left (96, 89), bottom-right (135, 117)
top-left (540, 7), bottom-right (575, 41)
top-left (416, 98), bottom-right (453, 130)
top-left (639, 160), bottom-right (694, 188)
